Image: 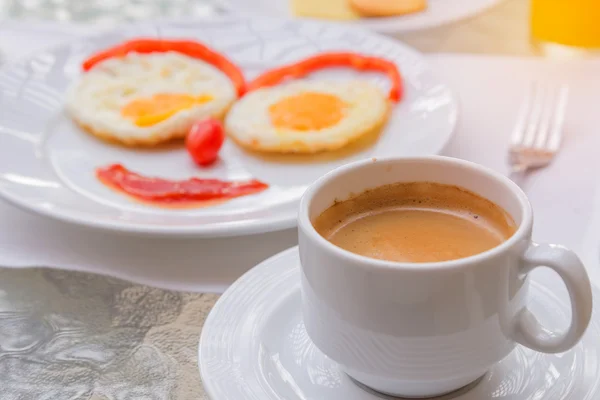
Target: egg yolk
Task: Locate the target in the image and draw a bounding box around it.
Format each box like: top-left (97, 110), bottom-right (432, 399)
top-left (121, 93), bottom-right (213, 127)
top-left (269, 92), bottom-right (345, 131)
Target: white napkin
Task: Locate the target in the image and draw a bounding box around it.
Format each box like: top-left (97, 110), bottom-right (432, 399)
top-left (0, 202), bottom-right (298, 293)
top-left (1, 23), bottom-right (600, 292)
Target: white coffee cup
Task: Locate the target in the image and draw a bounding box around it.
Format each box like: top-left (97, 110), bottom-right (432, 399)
top-left (298, 156), bottom-right (593, 398)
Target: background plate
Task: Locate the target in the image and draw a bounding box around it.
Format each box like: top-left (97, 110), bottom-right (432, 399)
top-left (0, 16), bottom-right (457, 237)
top-left (217, 0), bottom-right (504, 34)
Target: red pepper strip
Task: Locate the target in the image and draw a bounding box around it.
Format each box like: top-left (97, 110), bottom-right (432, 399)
top-left (82, 38), bottom-right (246, 97)
top-left (97, 164), bottom-right (268, 204)
top-left (247, 52), bottom-right (403, 102)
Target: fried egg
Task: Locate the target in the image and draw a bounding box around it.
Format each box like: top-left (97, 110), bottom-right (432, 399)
top-left (66, 51), bottom-right (237, 146)
top-left (225, 80), bottom-right (389, 153)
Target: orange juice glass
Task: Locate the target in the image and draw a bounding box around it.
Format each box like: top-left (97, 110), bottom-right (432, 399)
top-left (531, 0), bottom-right (600, 51)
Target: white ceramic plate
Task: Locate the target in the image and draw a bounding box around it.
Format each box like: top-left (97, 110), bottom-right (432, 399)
top-left (200, 247), bottom-right (600, 400)
top-left (217, 0), bottom-right (503, 34)
top-left (0, 16), bottom-right (457, 237)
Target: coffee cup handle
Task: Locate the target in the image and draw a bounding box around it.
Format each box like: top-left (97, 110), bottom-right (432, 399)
top-left (512, 242), bottom-right (593, 354)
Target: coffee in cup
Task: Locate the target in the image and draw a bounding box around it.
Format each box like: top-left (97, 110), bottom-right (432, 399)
top-left (313, 181), bottom-right (517, 263)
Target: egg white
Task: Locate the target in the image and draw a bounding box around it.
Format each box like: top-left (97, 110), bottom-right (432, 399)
top-left (66, 51), bottom-right (237, 146)
top-left (225, 80), bottom-right (389, 153)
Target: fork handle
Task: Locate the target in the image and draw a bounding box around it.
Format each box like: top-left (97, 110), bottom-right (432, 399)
top-left (510, 164), bottom-right (527, 174)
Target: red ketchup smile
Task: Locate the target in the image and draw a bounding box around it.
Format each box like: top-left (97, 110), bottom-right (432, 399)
top-left (97, 164), bottom-right (268, 207)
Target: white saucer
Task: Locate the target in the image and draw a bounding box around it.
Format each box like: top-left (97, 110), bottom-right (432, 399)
top-left (200, 247), bottom-right (600, 399)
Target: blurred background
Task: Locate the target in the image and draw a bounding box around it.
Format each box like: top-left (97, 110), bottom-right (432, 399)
top-left (4, 0), bottom-right (596, 57)
top-left (0, 0), bottom-right (213, 24)
top-left (2, 0), bottom-right (599, 57)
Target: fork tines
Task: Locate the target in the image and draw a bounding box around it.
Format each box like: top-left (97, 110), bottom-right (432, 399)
top-left (509, 82), bottom-right (569, 171)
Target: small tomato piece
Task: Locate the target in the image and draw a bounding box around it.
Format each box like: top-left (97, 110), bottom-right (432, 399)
top-left (186, 118), bottom-right (225, 167)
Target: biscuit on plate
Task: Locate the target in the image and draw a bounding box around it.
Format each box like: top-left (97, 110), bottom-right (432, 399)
top-left (349, 0), bottom-right (427, 17)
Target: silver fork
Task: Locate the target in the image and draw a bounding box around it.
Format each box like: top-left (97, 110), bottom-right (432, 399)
top-left (509, 82), bottom-right (570, 174)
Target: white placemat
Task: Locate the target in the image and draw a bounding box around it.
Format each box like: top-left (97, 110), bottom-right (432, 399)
top-left (1, 24), bottom-right (600, 292)
top-left (433, 54), bottom-right (600, 282)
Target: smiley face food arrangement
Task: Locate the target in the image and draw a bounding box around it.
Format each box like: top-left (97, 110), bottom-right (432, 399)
top-left (66, 38), bottom-right (403, 208)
